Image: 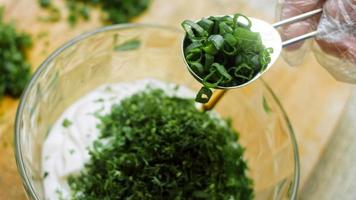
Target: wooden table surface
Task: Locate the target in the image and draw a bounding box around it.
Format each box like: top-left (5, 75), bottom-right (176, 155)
top-left (0, 0), bottom-right (351, 199)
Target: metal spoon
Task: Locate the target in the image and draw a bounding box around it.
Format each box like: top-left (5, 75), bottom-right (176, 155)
top-left (182, 9), bottom-right (322, 110)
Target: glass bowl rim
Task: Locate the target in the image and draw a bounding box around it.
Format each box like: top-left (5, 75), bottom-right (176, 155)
top-left (14, 23), bottom-right (300, 200)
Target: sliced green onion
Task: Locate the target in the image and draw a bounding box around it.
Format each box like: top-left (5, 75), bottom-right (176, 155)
top-left (235, 54), bottom-right (243, 65)
top-left (189, 62), bottom-right (204, 74)
top-left (260, 47), bottom-right (273, 70)
top-left (250, 55), bottom-right (260, 70)
top-left (197, 19), bottom-right (214, 34)
top-left (214, 53), bottom-right (228, 65)
top-left (184, 41), bottom-right (203, 54)
top-left (223, 43), bottom-right (237, 56)
top-left (219, 22), bottom-right (233, 34)
top-left (234, 28), bottom-right (262, 52)
top-left (203, 69), bottom-right (222, 88)
top-left (233, 13), bottom-right (252, 29)
top-left (212, 63), bottom-right (232, 81)
top-left (220, 15), bottom-right (233, 22)
top-left (181, 13), bottom-right (273, 103)
top-left (204, 54), bottom-right (214, 68)
top-left (203, 35), bottom-right (224, 55)
top-left (195, 87), bottom-right (213, 103)
top-left (234, 63), bottom-right (254, 80)
top-left (182, 20), bottom-right (208, 39)
top-left (186, 48), bottom-right (202, 63)
top-left (224, 33), bottom-right (237, 46)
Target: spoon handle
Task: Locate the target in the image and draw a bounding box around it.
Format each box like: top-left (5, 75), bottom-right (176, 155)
top-left (202, 89), bottom-right (227, 111)
top-left (272, 8), bottom-right (322, 28)
top-left (272, 8), bottom-right (323, 47)
top-left (282, 31), bottom-right (318, 47)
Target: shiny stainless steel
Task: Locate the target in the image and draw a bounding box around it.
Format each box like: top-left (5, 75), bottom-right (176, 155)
top-left (274, 8), bottom-right (322, 47)
top-left (282, 31), bottom-right (318, 47)
top-left (272, 8), bottom-right (322, 28)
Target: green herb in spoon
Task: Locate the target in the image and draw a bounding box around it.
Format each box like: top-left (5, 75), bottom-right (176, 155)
top-left (182, 14), bottom-right (273, 103)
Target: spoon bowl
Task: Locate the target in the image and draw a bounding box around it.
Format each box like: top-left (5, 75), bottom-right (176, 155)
top-left (182, 9), bottom-right (322, 90)
top-left (182, 16), bottom-right (282, 89)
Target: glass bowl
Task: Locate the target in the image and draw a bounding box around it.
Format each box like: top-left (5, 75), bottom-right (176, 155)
top-left (15, 24), bottom-right (299, 200)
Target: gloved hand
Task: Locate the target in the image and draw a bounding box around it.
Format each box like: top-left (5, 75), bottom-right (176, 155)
top-left (276, 0), bottom-right (356, 83)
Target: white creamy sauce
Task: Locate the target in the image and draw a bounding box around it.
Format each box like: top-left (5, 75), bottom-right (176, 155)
top-left (41, 79), bottom-right (195, 200)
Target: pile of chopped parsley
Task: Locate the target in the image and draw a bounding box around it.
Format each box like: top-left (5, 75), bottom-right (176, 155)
top-left (39, 0), bottom-right (151, 25)
top-left (182, 14), bottom-right (273, 103)
top-left (0, 8), bottom-right (32, 98)
top-left (68, 89), bottom-right (253, 199)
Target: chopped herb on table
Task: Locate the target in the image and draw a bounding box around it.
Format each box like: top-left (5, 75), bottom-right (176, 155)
top-left (66, 0), bottom-right (90, 26)
top-left (0, 8), bottom-right (32, 98)
top-left (182, 14), bottom-right (273, 103)
top-left (83, 0), bottom-right (150, 24)
top-left (39, 0), bottom-right (52, 8)
top-left (38, 0), bottom-right (150, 25)
top-left (68, 89), bottom-right (253, 200)
top-left (38, 5), bottom-right (61, 23)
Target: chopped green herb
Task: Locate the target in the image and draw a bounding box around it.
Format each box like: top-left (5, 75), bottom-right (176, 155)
top-left (84, 0), bottom-right (150, 24)
top-left (39, 0), bottom-right (150, 25)
top-left (182, 14), bottom-right (273, 103)
top-left (195, 86), bottom-right (213, 103)
top-left (39, 0), bottom-right (51, 8)
top-left (66, 0), bottom-right (90, 26)
top-left (55, 189), bottom-right (65, 200)
top-left (173, 84), bottom-right (180, 91)
top-left (38, 6), bottom-right (61, 23)
top-left (114, 38), bottom-right (141, 52)
top-left (36, 31), bottom-right (49, 39)
top-left (68, 89), bottom-right (253, 199)
top-left (94, 98), bottom-right (104, 103)
top-left (69, 149), bottom-right (75, 155)
top-left (0, 7), bottom-right (32, 98)
top-left (43, 171), bottom-right (49, 178)
top-left (104, 86), bottom-right (112, 92)
top-left (62, 119), bottom-right (72, 128)
top-left (263, 96), bottom-right (271, 113)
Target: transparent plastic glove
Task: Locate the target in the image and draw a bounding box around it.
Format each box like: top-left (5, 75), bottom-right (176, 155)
top-left (276, 0), bottom-right (356, 83)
